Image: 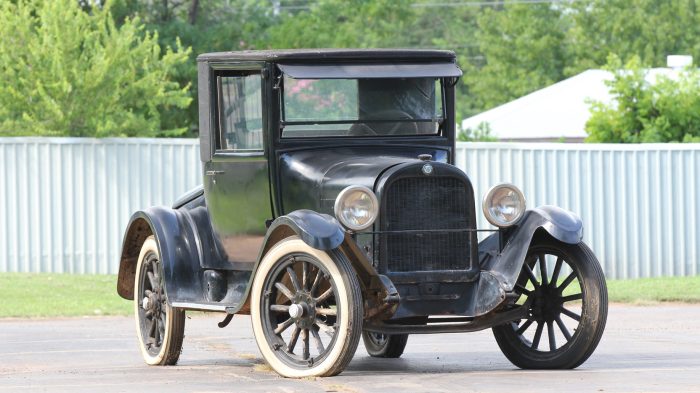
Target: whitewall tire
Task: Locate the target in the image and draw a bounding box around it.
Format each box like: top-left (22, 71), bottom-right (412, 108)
top-left (250, 237), bottom-right (363, 378)
top-left (134, 236), bottom-right (185, 365)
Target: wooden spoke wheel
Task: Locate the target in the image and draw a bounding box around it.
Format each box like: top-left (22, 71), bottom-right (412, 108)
top-left (134, 236), bottom-right (185, 366)
top-left (251, 237), bottom-right (362, 378)
top-left (493, 235), bottom-right (608, 369)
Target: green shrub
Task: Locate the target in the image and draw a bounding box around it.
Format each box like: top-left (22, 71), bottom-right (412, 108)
top-left (587, 54), bottom-right (700, 143)
top-left (0, 0), bottom-right (191, 137)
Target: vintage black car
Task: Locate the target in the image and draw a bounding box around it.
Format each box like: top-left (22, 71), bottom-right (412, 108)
top-left (117, 49), bottom-right (608, 378)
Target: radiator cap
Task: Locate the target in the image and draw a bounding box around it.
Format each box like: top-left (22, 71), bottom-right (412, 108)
top-left (418, 154), bottom-right (432, 161)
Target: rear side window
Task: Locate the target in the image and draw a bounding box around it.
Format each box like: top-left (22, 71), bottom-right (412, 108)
top-left (217, 73), bottom-right (263, 151)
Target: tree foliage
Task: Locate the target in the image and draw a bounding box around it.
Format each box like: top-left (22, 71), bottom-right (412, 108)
top-left (4, 0), bottom-right (700, 140)
top-left (0, 0), bottom-right (191, 137)
top-left (586, 55), bottom-right (700, 143)
top-left (110, 0), bottom-right (275, 135)
top-left (264, 0), bottom-right (415, 49)
top-left (566, 0), bottom-right (700, 76)
top-left (457, 121), bottom-right (498, 142)
top-left (466, 3), bottom-right (566, 112)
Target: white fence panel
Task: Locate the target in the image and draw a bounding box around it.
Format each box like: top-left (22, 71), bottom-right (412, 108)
top-left (0, 138), bottom-right (201, 274)
top-left (1, 138), bottom-right (698, 278)
top-left (457, 142), bottom-right (700, 279)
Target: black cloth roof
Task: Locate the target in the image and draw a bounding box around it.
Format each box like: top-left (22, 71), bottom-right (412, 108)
top-left (197, 49), bottom-right (456, 63)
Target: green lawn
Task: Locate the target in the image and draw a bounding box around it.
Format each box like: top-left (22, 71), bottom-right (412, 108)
top-left (0, 273), bottom-right (699, 318)
top-left (0, 273), bottom-right (131, 318)
top-left (606, 275), bottom-right (700, 304)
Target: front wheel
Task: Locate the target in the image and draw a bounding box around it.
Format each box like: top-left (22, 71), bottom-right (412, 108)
top-left (492, 235), bottom-right (607, 369)
top-left (134, 236), bottom-right (185, 365)
top-left (250, 237), bottom-right (363, 378)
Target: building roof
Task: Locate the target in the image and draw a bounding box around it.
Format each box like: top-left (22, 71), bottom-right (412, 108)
top-left (461, 68), bottom-right (681, 141)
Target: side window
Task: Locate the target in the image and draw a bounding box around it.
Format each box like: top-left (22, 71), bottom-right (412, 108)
top-left (217, 73), bottom-right (263, 151)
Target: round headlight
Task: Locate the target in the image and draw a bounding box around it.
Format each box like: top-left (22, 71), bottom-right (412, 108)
top-left (482, 183), bottom-right (526, 227)
top-left (334, 185), bottom-right (379, 231)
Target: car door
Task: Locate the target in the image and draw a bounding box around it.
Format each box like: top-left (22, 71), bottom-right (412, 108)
top-left (203, 68), bottom-right (272, 270)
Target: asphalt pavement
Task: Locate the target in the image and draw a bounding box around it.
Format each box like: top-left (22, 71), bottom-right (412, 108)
top-left (1, 304), bottom-right (699, 392)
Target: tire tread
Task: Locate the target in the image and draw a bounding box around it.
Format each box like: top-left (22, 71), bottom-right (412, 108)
top-left (161, 308), bottom-right (186, 365)
top-left (323, 249), bottom-right (363, 376)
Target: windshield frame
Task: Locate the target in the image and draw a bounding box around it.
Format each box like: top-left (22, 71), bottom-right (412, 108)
top-left (278, 75), bottom-right (447, 139)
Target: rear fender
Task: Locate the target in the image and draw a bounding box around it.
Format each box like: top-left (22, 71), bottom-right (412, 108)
top-left (478, 205), bottom-right (584, 292)
top-left (116, 207), bottom-right (201, 303)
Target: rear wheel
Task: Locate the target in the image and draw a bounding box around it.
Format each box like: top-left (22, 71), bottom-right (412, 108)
top-left (362, 331), bottom-right (408, 358)
top-left (134, 236), bottom-right (185, 365)
top-left (250, 237), bottom-right (363, 378)
top-left (492, 235), bottom-right (607, 369)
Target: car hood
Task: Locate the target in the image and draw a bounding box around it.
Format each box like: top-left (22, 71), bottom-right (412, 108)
top-left (277, 146), bottom-right (449, 215)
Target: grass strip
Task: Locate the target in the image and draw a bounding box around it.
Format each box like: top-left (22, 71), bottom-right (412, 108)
top-left (0, 273), bottom-right (699, 318)
top-left (606, 275), bottom-right (700, 304)
top-left (0, 273), bottom-right (131, 318)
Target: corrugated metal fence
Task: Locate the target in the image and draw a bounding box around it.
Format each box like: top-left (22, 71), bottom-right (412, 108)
top-left (0, 138), bottom-right (201, 274)
top-left (460, 142), bottom-right (700, 279)
top-left (1, 138), bottom-right (698, 279)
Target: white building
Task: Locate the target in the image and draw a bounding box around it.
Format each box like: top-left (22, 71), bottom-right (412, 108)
top-left (461, 59), bottom-right (690, 142)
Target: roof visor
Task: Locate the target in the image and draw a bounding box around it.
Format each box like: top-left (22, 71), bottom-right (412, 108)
top-left (278, 63), bottom-right (462, 79)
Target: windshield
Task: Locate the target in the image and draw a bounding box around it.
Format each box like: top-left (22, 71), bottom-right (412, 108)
top-left (281, 76), bottom-right (444, 138)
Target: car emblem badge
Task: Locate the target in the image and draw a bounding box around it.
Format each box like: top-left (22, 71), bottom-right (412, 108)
top-left (422, 163), bottom-right (433, 175)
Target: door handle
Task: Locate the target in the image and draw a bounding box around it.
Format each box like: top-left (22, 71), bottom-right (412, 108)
top-left (206, 170), bottom-right (225, 176)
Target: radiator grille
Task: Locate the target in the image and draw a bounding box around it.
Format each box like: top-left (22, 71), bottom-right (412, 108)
top-left (383, 176), bottom-right (470, 272)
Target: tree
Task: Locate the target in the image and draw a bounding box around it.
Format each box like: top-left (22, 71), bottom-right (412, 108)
top-left (454, 0), bottom-right (700, 123)
top-left (457, 121), bottom-right (497, 142)
top-left (263, 0), bottom-right (415, 49)
top-left (586, 55), bottom-right (700, 143)
top-left (424, 2), bottom-right (482, 121)
top-left (465, 2), bottom-right (567, 112)
top-left (111, 0), bottom-right (276, 135)
top-left (0, 0), bottom-right (191, 137)
top-left (566, 0), bottom-right (700, 76)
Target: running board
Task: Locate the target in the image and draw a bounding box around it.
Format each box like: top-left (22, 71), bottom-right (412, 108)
top-left (171, 302), bottom-right (230, 312)
top-left (363, 306), bottom-right (528, 335)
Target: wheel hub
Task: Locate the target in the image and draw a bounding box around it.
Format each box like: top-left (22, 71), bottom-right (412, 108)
top-left (530, 284), bottom-right (563, 322)
top-left (289, 303), bottom-right (305, 318)
top-left (291, 292), bottom-right (316, 329)
top-left (143, 289), bottom-right (163, 316)
top-left (369, 332), bottom-right (387, 346)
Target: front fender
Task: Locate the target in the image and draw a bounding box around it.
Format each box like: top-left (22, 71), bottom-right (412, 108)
top-left (116, 207), bottom-right (201, 302)
top-left (259, 210), bottom-right (394, 317)
top-left (478, 205), bottom-right (584, 292)
top-left (265, 209), bottom-right (345, 251)
top-left (229, 210), bottom-right (347, 314)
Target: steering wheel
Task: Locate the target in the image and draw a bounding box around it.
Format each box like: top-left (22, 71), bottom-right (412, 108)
top-left (349, 109), bottom-right (419, 136)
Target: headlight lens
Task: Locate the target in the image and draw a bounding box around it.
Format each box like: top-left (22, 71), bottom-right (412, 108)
top-left (482, 183), bottom-right (526, 227)
top-left (334, 185), bottom-right (379, 231)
